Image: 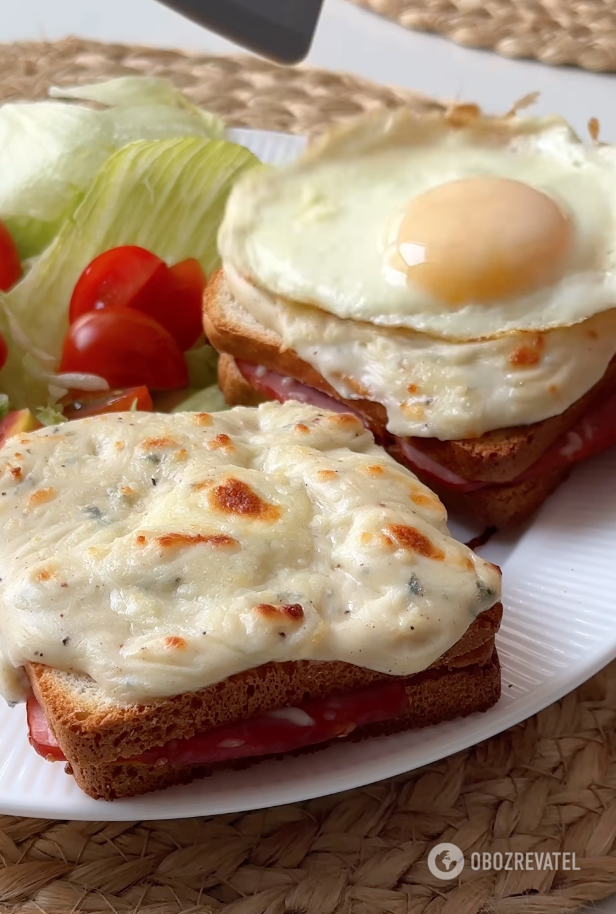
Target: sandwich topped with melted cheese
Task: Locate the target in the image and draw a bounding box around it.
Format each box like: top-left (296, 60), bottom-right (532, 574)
top-left (206, 105), bottom-right (616, 527)
top-left (0, 401), bottom-right (501, 801)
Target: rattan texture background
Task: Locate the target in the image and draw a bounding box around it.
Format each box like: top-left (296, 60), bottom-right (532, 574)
top-left (346, 0), bottom-right (616, 73)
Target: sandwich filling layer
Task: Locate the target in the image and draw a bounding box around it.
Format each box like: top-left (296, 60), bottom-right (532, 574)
top-left (27, 678), bottom-right (413, 766)
top-left (236, 361), bottom-right (616, 492)
top-left (0, 403), bottom-right (500, 706)
top-left (223, 266), bottom-right (616, 442)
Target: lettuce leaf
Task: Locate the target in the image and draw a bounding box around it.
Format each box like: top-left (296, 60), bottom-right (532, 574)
top-left (49, 76), bottom-right (224, 137)
top-left (36, 405), bottom-right (67, 427)
top-left (0, 136), bottom-right (259, 408)
top-left (184, 340), bottom-right (219, 390)
top-left (171, 385), bottom-right (229, 414)
top-left (0, 77), bottom-right (224, 259)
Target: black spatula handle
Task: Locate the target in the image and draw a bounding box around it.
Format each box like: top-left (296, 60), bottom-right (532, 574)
top-left (156, 0), bottom-right (325, 64)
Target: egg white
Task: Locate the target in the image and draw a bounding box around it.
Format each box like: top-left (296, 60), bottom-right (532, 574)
top-left (219, 108), bottom-right (616, 341)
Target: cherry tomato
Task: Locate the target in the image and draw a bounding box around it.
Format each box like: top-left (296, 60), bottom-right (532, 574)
top-left (70, 247), bottom-right (206, 352)
top-left (61, 386), bottom-right (153, 421)
top-left (0, 220), bottom-right (21, 291)
top-left (68, 246), bottom-right (165, 324)
top-left (60, 310), bottom-right (188, 391)
top-left (140, 258), bottom-right (207, 351)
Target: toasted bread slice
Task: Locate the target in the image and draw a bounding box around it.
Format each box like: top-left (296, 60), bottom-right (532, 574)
top-left (27, 605), bottom-right (501, 800)
top-left (204, 270), bottom-right (616, 486)
top-left (63, 652), bottom-right (500, 801)
top-left (388, 441), bottom-right (570, 528)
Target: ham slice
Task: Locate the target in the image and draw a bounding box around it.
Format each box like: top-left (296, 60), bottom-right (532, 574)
top-left (395, 439), bottom-right (486, 492)
top-left (238, 360), bottom-right (366, 420)
top-left (27, 681), bottom-right (410, 768)
top-left (238, 360), bottom-right (616, 492)
top-left (515, 387), bottom-right (616, 481)
top-left (27, 697), bottom-right (65, 762)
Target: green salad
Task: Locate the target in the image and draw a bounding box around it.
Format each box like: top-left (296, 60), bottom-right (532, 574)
top-left (0, 75), bottom-right (261, 428)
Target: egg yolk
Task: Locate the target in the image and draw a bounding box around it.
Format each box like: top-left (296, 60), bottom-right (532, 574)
top-left (396, 176), bottom-right (572, 305)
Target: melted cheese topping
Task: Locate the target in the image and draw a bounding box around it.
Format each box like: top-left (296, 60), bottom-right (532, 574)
top-left (226, 267), bottom-right (616, 440)
top-left (0, 403), bottom-right (500, 705)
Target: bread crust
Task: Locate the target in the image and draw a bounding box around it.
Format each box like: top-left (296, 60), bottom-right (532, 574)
top-left (64, 650), bottom-right (501, 801)
top-left (204, 269), bottom-right (616, 486)
top-left (27, 605), bottom-right (501, 768)
top-left (386, 442), bottom-right (571, 528)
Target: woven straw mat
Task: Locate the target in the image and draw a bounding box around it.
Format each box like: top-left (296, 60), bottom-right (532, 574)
top-left (1, 36), bottom-right (616, 914)
top-left (347, 0), bottom-right (616, 73)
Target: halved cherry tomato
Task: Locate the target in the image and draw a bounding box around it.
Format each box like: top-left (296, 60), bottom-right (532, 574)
top-left (69, 247), bottom-right (206, 352)
top-left (61, 386), bottom-right (153, 421)
top-left (60, 310), bottom-right (188, 391)
top-left (0, 220), bottom-right (21, 291)
top-left (140, 258), bottom-right (206, 351)
top-left (68, 246), bottom-right (165, 324)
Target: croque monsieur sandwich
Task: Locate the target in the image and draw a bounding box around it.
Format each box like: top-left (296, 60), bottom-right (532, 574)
top-left (0, 401), bottom-right (501, 801)
top-left (205, 106), bottom-right (616, 527)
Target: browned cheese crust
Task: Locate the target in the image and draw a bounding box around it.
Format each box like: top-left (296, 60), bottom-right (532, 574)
top-left (64, 651), bottom-right (500, 801)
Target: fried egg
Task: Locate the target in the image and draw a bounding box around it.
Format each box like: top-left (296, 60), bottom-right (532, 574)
top-left (219, 107), bottom-right (616, 340)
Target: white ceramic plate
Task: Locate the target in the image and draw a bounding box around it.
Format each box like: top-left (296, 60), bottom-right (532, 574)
top-left (1, 128), bottom-right (615, 821)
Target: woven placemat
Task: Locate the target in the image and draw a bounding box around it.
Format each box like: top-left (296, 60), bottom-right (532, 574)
top-left (2, 37), bottom-right (616, 914)
top-left (0, 37), bottom-right (444, 135)
top-left (347, 0), bottom-right (616, 72)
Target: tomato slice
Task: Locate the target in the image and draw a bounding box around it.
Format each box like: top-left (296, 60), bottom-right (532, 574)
top-left (60, 310), bottom-right (188, 391)
top-left (0, 220), bottom-right (21, 291)
top-left (68, 246), bottom-right (165, 324)
top-left (61, 386), bottom-right (153, 421)
top-left (139, 258), bottom-right (207, 352)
